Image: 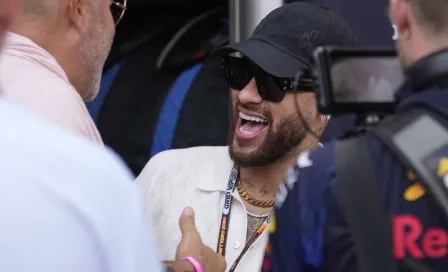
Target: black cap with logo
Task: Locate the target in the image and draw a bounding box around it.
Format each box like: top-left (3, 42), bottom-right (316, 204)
top-left (214, 2), bottom-right (359, 78)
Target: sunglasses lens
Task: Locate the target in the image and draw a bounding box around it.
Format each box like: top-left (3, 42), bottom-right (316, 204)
top-left (254, 68), bottom-right (286, 102)
top-left (110, 1), bottom-right (125, 25)
top-left (222, 56), bottom-right (253, 90)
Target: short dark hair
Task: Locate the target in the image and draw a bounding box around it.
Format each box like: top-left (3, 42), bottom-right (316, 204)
top-left (411, 0), bottom-right (448, 33)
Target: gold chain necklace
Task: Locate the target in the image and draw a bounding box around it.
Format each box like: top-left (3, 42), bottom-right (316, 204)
top-left (236, 178), bottom-right (275, 208)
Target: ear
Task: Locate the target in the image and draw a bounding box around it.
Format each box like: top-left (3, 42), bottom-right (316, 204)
top-left (389, 0), bottom-right (410, 34)
top-left (68, 0), bottom-right (90, 31)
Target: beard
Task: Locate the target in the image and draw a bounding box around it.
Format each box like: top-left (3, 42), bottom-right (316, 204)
top-left (228, 105), bottom-right (308, 167)
top-left (78, 7), bottom-right (113, 101)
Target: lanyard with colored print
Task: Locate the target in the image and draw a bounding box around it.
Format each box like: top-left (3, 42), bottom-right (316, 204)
top-left (216, 165), bottom-right (274, 272)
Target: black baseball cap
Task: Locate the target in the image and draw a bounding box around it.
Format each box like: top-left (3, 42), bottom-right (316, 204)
top-left (213, 2), bottom-right (358, 78)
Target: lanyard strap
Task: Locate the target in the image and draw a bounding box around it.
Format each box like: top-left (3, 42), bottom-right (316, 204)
top-left (215, 165), bottom-right (273, 272)
top-left (228, 211), bottom-right (273, 272)
top-left (216, 165), bottom-right (239, 255)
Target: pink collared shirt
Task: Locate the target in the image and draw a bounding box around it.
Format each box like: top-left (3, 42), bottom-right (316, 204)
top-left (0, 32), bottom-right (103, 145)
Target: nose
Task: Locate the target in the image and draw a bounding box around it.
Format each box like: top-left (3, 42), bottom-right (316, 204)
top-left (238, 78), bottom-right (262, 105)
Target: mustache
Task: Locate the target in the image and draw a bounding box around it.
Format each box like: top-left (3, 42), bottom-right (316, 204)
top-left (235, 103), bottom-right (265, 116)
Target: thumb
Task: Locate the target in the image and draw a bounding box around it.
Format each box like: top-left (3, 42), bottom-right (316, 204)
top-left (179, 207), bottom-right (197, 236)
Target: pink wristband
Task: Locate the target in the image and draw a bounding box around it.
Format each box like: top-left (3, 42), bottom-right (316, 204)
top-left (181, 256), bottom-right (203, 272)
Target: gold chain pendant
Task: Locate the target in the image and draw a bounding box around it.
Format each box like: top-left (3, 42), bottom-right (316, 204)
top-left (236, 179), bottom-right (275, 208)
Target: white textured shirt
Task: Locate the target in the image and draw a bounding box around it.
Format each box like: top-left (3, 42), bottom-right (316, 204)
top-left (136, 146), bottom-right (269, 272)
top-left (0, 98), bottom-right (161, 272)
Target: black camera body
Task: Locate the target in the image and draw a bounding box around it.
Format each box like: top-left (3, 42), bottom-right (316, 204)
top-left (312, 46), bottom-right (403, 118)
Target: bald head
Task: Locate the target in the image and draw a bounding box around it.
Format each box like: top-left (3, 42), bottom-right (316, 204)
top-left (20, 0), bottom-right (101, 21)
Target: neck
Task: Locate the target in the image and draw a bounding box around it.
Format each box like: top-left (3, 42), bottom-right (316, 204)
top-left (13, 19), bottom-right (54, 54)
top-left (239, 137), bottom-right (319, 202)
top-left (406, 29), bottom-right (448, 67)
top-left (239, 160), bottom-right (291, 201)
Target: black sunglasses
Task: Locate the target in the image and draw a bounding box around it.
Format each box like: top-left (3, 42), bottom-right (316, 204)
top-left (221, 55), bottom-right (314, 102)
top-left (110, 0), bottom-right (127, 26)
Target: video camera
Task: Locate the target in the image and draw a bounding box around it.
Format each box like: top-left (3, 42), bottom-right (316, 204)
top-left (310, 46), bottom-right (404, 127)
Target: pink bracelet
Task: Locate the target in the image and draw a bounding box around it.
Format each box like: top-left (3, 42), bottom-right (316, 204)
top-left (181, 256), bottom-right (203, 272)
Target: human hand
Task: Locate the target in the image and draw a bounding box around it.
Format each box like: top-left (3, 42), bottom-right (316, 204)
top-left (175, 207), bottom-right (227, 272)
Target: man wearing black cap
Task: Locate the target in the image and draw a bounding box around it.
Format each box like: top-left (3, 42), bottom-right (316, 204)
top-left (136, 2), bottom-right (357, 271)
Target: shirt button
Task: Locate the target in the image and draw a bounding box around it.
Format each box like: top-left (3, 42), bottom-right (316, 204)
top-left (233, 241), bottom-right (241, 249)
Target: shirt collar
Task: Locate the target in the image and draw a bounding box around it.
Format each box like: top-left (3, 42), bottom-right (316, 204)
top-left (2, 32), bottom-right (70, 84)
top-left (197, 147), bottom-right (235, 192)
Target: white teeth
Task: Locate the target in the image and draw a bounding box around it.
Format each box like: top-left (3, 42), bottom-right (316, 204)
top-left (239, 112), bottom-right (267, 123)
